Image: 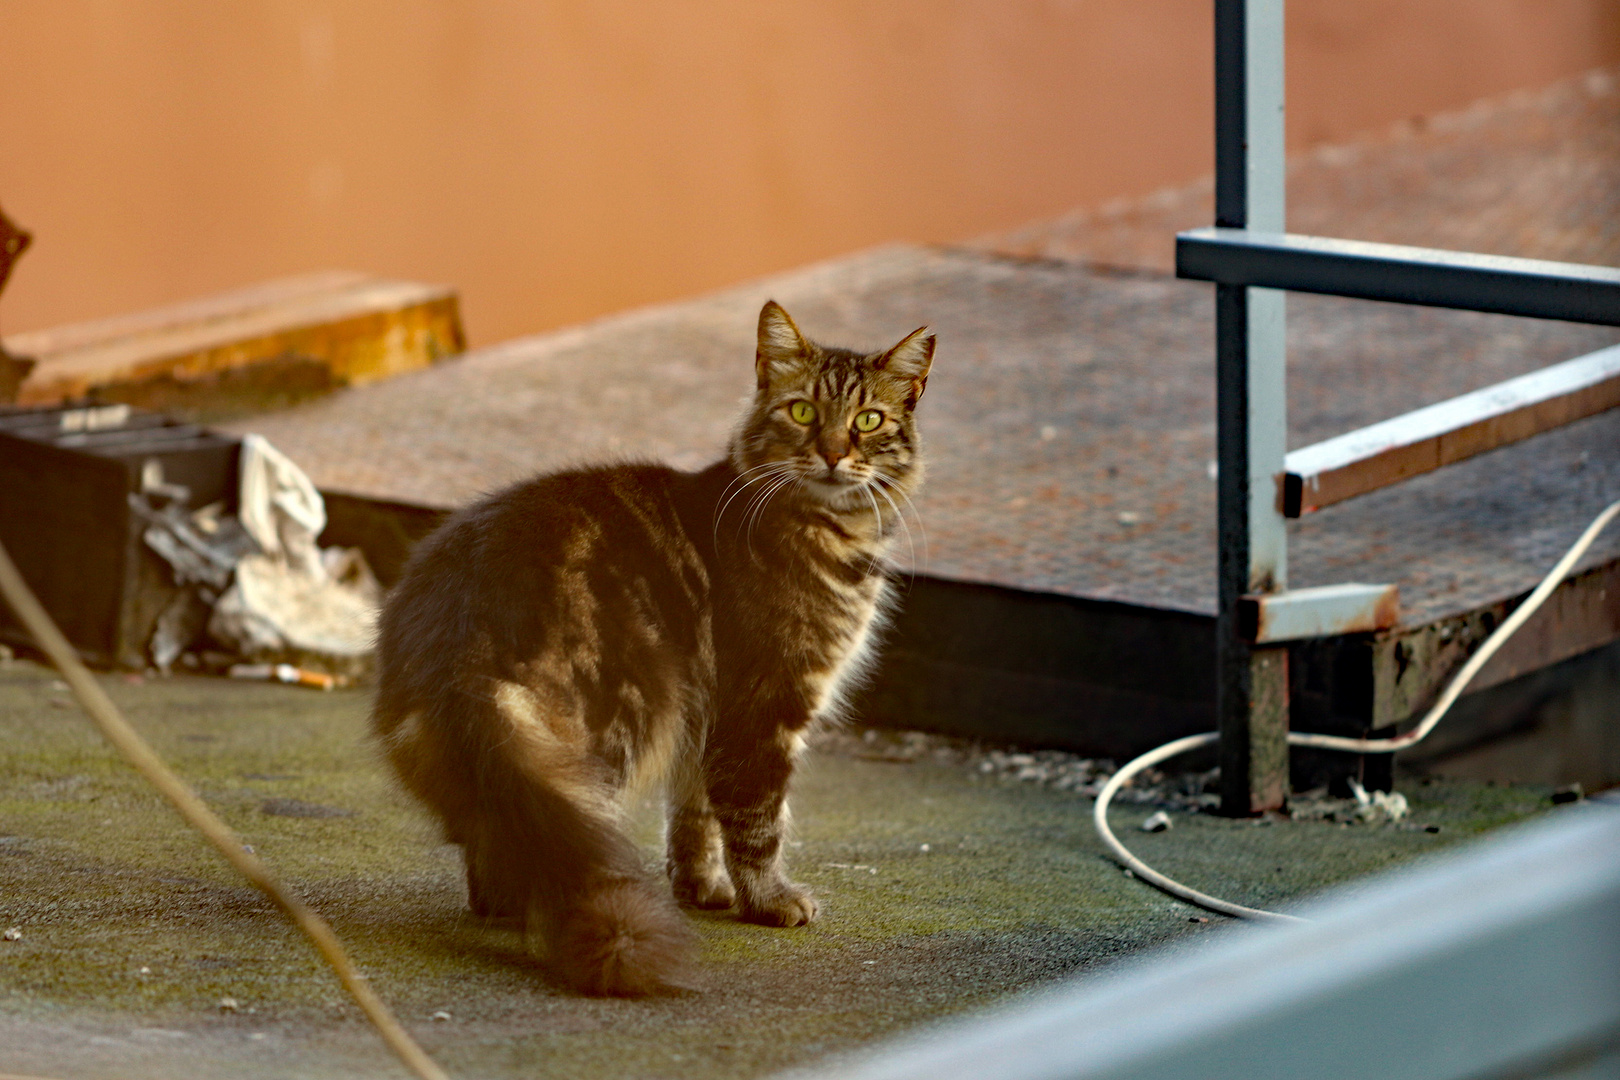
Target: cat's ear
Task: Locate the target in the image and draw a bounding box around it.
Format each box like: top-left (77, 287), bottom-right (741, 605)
top-left (756, 300), bottom-right (809, 389)
top-left (877, 326), bottom-right (935, 405)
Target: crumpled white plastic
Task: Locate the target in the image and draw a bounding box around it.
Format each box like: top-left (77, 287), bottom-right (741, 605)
top-left (208, 435), bottom-right (377, 662)
top-left (1348, 778), bottom-right (1410, 823)
top-left (236, 433), bottom-right (327, 578)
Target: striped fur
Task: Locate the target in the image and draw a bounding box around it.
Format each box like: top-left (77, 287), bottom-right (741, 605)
top-left (371, 300), bottom-right (933, 996)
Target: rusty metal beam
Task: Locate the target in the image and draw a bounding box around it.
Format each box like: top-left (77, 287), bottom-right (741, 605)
top-left (1238, 582), bottom-right (1399, 643)
top-left (1372, 557), bottom-right (1620, 730)
top-left (1282, 343), bottom-right (1620, 517)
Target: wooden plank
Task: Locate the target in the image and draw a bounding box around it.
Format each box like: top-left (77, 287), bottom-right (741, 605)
top-left (1284, 343), bottom-right (1620, 516)
top-left (6, 273), bottom-right (464, 407)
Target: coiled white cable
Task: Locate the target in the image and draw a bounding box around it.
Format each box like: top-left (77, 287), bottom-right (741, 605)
top-left (1094, 498), bottom-right (1620, 923)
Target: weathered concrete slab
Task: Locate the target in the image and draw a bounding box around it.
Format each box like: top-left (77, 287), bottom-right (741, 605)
top-left (222, 244), bottom-right (1620, 627)
top-left (202, 69), bottom-right (1620, 771)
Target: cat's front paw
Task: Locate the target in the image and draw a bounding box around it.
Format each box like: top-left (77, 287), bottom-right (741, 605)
top-left (738, 882), bottom-right (818, 927)
top-left (671, 871), bottom-right (737, 910)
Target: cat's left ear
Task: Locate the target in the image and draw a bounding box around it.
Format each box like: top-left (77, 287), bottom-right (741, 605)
top-left (876, 326), bottom-right (935, 406)
top-left (756, 300), bottom-right (809, 390)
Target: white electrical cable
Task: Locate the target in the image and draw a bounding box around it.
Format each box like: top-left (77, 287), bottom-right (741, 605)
top-left (1094, 497), bottom-right (1620, 923)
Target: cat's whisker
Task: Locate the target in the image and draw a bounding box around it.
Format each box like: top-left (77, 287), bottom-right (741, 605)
top-left (865, 482), bottom-right (918, 584)
top-left (715, 459), bottom-right (796, 510)
top-left (857, 486), bottom-right (890, 578)
top-left (713, 462), bottom-right (796, 546)
top-left (872, 474), bottom-right (928, 577)
top-left (742, 471), bottom-right (801, 561)
top-left (737, 466), bottom-right (796, 532)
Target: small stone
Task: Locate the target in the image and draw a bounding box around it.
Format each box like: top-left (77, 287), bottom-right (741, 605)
top-left (1424, 824), bottom-right (1442, 834)
top-left (1122, 868), bottom-right (1136, 879)
top-left (138, 966), bottom-right (151, 975)
top-left (1140, 811), bottom-right (1172, 833)
top-left (3, 927), bottom-right (20, 941)
top-left (1117, 511), bottom-right (1142, 525)
top-left (1188, 916), bottom-right (1209, 923)
top-left (918, 843), bottom-right (930, 852)
top-left (1039, 425), bottom-right (1057, 441)
top-left (219, 997), bottom-right (239, 1013)
top-left (431, 1010), bottom-right (452, 1022)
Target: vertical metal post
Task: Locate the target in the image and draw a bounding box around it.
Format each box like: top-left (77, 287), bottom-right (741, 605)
top-left (1215, 0), bottom-right (1291, 815)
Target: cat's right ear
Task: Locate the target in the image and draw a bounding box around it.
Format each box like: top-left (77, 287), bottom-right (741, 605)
top-left (756, 300), bottom-right (808, 389)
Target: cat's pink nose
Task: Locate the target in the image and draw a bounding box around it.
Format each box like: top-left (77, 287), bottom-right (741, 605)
top-left (822, 452), bottom-right (843, 472)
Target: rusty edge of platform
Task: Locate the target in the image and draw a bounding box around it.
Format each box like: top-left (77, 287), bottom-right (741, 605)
top-left (318, 489), bottom-right (1620, 790)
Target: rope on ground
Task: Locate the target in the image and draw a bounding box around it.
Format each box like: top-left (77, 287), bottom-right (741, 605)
top-left (0, 537), bottom-right (451, 1080)
top-left (1095, 497), bottom-right (1620, 923)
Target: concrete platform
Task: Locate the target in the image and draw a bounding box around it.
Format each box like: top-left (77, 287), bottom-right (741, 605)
top-left (212, 70), bottom-right (1620, 782)
top-left (228, 242), bottom-right (1620, 621)
top-left (0, 658), bottom-right (1565, 1080)
top-left (218, 243), bottom-right (1620, 773)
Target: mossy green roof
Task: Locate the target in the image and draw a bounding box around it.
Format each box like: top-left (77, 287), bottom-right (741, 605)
top-left (0, 658), bottom-right (1554, 1079)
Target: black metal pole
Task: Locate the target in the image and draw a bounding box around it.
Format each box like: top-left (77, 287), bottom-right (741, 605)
top-left (1214, 0), bottom-right (1289, 815)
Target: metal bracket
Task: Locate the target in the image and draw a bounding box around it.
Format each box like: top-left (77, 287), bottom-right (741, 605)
top-left (1237, 583), bottom-right (1399, 643)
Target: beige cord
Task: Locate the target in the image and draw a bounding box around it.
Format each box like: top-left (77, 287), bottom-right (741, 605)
top-left (1096, 497), bottom-right (1620, 922)
top-left (1287, 498), bottom-right (1620, 755)
top-left (1093, 732), bottom-right (1304, 924)
top-left (0, 538), bottom-right (451, 1080)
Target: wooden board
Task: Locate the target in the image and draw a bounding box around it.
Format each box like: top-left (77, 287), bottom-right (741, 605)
top-left (6, 272), bottom-right (464, 407)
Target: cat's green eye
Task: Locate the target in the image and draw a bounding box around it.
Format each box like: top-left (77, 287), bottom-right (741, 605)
top-left (854, 409), bottom-right (883, 433)
top-left (789, 400), bottom-right (817, 424)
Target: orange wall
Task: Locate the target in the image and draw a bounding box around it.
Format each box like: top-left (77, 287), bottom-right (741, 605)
top-left (2, 1), bottom-right (1617, 348)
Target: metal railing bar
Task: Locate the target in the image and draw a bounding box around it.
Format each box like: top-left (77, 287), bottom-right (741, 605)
top-left (1177, 228), bottom-right (1620, 326)
top-left (1282, 342), bottom-right (1620, 516)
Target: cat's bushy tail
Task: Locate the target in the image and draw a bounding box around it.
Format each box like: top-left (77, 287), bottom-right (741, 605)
top-left (380, 699), bottom-right (698, 997)
top-left (467, 781), bottom-right (698, 996)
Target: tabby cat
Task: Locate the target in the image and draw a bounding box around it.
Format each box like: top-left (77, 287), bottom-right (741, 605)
top-left (372, 301), bottom-right (934, 996)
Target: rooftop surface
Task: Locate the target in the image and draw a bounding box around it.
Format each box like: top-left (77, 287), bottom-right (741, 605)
top-left (0, 657), bottom-right (1564, 1080)
top-left (221, 68), bottom-right (1620, 628)
top-left (225, 246), bottom-right (1620, 627)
